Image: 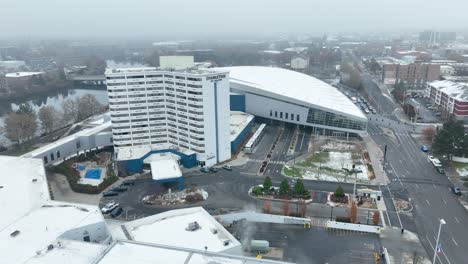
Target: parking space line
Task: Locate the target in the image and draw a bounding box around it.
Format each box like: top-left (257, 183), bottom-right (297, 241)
top-left (452, 237), bottom-right (459, 247)
top-left (454, 216), bottom-right (460, 224)
top-left (425, 199), bottom-right (430, 206)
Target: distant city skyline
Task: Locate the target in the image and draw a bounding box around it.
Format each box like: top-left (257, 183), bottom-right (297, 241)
top-left (1, 0), bottom-right (468, 39)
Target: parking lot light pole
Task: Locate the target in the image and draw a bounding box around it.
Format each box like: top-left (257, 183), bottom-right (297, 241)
top-left (432, 218), bottom-right (446, 264)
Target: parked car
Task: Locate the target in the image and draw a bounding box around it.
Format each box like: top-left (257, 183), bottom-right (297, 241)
top-left (222, 164), bottom-right (232, 171)
top-left (451, 186), bottom-right (462, 195)
top-left (209, 167), bottom-right (219, 173)
top-left (371, 109), bottom-right (377, 114)
top-left (200, 167), bottom-right (210, 173)
top-left (122, 180), bottom-right (135, 186)
top-left (435, 166), bottom-right (445, 174)
top-left (110, 207), bottom-right (123, 218)
top-left (111, 185), bottom-right (128, 193)
top-left (420, 145), bottom-right (429, 152)
top-left (102, 191), bottom-right (119, 197)
top-left (101, 201), bottom-right (119, 214)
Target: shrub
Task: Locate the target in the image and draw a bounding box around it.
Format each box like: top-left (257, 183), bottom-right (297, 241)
top-left (252, 186), bottom-right (263, 196)
top-left (334, 185), bottom-right (345, 197)
top-left (263, 176), bottom-right (272, 192)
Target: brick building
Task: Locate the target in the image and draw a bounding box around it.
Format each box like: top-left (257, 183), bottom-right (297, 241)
top-left (425, 80), bottom-right (468, 120)
top-left (382, 63), bottom-right (440, 88)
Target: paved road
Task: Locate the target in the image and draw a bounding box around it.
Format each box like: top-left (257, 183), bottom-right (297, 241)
top-left (368, 122), bottom-right (468, 264)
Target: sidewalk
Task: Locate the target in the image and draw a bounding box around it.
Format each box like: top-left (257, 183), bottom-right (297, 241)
top-left (362, 134), bottom-right (390, 185)
top-left (380, 227), bottom-right (431, 264)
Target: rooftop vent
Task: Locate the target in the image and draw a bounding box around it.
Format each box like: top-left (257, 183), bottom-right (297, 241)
top-left (223, 240), bottom-right (230, 246)
top-left (32, 179), bottom-right (38, 182)
top-left (186, 221), bottom-right (200, 231)
top-left (211, 228), bottom-right (218, 234)
top-left (10, 230), bottom-right (20, 237)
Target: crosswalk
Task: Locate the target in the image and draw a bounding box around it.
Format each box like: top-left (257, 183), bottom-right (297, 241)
top-left (247, 159), bottom-right (286, 165)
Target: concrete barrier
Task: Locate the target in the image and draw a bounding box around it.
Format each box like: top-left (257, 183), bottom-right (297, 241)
top-left (453, 156), bottom-right (468, 163)
top-left (327, 220), bottom-right (381, 234)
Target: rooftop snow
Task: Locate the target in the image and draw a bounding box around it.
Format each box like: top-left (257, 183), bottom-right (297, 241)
top-left (0, 156), bottom-right (50, 231)
top-left (124, 207), bottom-right (240, 253)
top-left (97, 240), bottom-right (286, 264)
top-left (0, 199), bottom-right (104, 264)
top-left (429, 80), bottom-right (468, 102)
top-left (5, 71), bottom-right (44, 78)
top-left (150, 158), bottom-right (182, 181)
top-left (230, 111), bottom-right (254, 141)
top-left (219, 66), bottom-right (366, 120)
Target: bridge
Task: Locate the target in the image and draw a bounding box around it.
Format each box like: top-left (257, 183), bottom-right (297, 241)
top-left (68, 74), bottom-right (106, 86)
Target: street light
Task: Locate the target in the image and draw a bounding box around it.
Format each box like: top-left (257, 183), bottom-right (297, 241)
top-left (328, 202), bottom-right (336, 221)
top-left (432, 218), bottom-right (446, 264)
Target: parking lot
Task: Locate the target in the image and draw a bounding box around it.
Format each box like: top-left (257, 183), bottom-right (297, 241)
top-left (407, 96), bottom-right (442, 123)
top-left (232, 222), bottom-right (383, 264)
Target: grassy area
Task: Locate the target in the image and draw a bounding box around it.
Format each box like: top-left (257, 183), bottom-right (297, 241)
top-left (283, 166), bottom-right (302, 178)
top-left (296, 152), bottom-right (329, 167)
top-left (320, 166), bottom-right (342, 174)
top-left (451, 161), bottom-right (468, 170)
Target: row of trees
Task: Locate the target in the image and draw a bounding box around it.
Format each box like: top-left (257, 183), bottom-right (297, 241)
top-left (3, 94), bottom-right (104, 144)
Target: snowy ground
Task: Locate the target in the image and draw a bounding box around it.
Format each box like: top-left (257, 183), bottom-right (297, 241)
top-left (300, 151), bottom-right (368, 183)
top-left (284, 140), bottom-right (370, 183)
top-left (456, 167), bottom-right (468, 177)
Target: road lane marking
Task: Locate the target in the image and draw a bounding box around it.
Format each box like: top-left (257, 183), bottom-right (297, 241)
top-left (454, 216), bottom-right (460, 224)
top-left (442, 199), bottom-right (447, 205)
top-left (426, 235), bottom-right (445, 264)
top-left (415, 184), bottom-right (420, 189)
top-left (433, 184), bottom-right (437, 189)
top-left (425, 199), bottom-right (430, 206)
top-left (452, 237), bottom-right (459, 247)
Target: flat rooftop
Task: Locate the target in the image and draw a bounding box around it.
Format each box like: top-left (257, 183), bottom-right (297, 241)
top-left (150, 157), bottom-right (182, 181)
top-left (5, 71), bottom-right (44, 78)
top-left (123, 207), bottom-right (240, 253)
top-left (230, 111), bottom-right (254, 141)
top-left (0, 156), bottom-right (50, 231)
top-left (96, 240), bottom-right (288, 264)
top-left (429, 80), bottom-right (468, 102)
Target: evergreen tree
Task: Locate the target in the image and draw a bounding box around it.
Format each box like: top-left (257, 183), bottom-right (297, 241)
top-left (279, 179), bottom-right (290, 196)
top-left (263, 176), bottom-right (272, 192)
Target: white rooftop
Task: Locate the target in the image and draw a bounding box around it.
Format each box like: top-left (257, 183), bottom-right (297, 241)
top-left (5, 71), bottom-right (44, 78)
top-left (116, 143), bottom-right (195, 161)
top-left (0, 156), bottom-right (50, 231)
top-left (230, 111), bottom-right (254, 141)
top-left (429, 80), bottom-right (468, 102)
top-left (150, 157), bottom-right (182, 181)
top-left (219, 66), bottom-right (366, 121)
top-left (124, 207), bottom-right (240, 253)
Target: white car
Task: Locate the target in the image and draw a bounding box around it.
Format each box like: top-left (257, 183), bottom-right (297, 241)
top-left (101, 201), bottom-right (119, 214)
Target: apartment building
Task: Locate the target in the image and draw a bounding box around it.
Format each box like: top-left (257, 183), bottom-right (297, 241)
top-left (382, 63), bottom-right (440, 88)
top-left (105, 67), bottom-right (231, 169)
top-left (426, 80), bottom-right (468, 120)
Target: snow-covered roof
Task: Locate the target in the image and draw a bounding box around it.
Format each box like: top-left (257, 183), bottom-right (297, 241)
top-left (0, 156), bottom-right (50, 231)
top-left (5, 71), bottom-right (44, 78)
top-left (429, 80), bottom-right (468, 102)
top-left (97, 240), bottom-right (286, 264)
top-left (230, 111), bottom-right (254, 141)
top-left (219, 66), bottom-right (366, 120)
top-left (150, 157), bottom-right (182, 181)
top-left (123, 207), bottom-right (240, 253)
top-left (1, 201), bottom-right (105, 264)
top-left (0, 156), bottom-right (107, 264)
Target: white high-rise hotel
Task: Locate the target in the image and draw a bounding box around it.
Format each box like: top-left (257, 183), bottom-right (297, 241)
top-left (105, 67), bottom-right (231, 168)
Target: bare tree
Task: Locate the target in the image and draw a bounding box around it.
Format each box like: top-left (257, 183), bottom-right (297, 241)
top-left (77, 94), bottom-right (103, 121)
top-left (61, 98), bottom-right (79, 124)
top-left (422, 127), bottom-right (436, 142)
top-left (38, 106), bottom-right (58, 133)
top-left (4, 112), bottom-right (37, 143)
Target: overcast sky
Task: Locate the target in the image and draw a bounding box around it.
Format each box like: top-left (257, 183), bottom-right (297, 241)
top-left (2, 0), bottom-right (467, 39)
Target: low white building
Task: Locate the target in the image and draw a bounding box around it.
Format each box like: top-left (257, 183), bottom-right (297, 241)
top-left (0, 155), bottom-right (291, 264)
top-left (290, 56), bottom-right (309, 70)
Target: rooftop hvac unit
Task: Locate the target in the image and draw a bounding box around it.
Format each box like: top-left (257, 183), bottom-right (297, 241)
top-left (186, 221), bottom-right (200, 231)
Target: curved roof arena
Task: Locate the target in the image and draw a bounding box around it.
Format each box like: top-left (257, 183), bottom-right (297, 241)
top-left (219, 66), bottom-right (366, 120)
